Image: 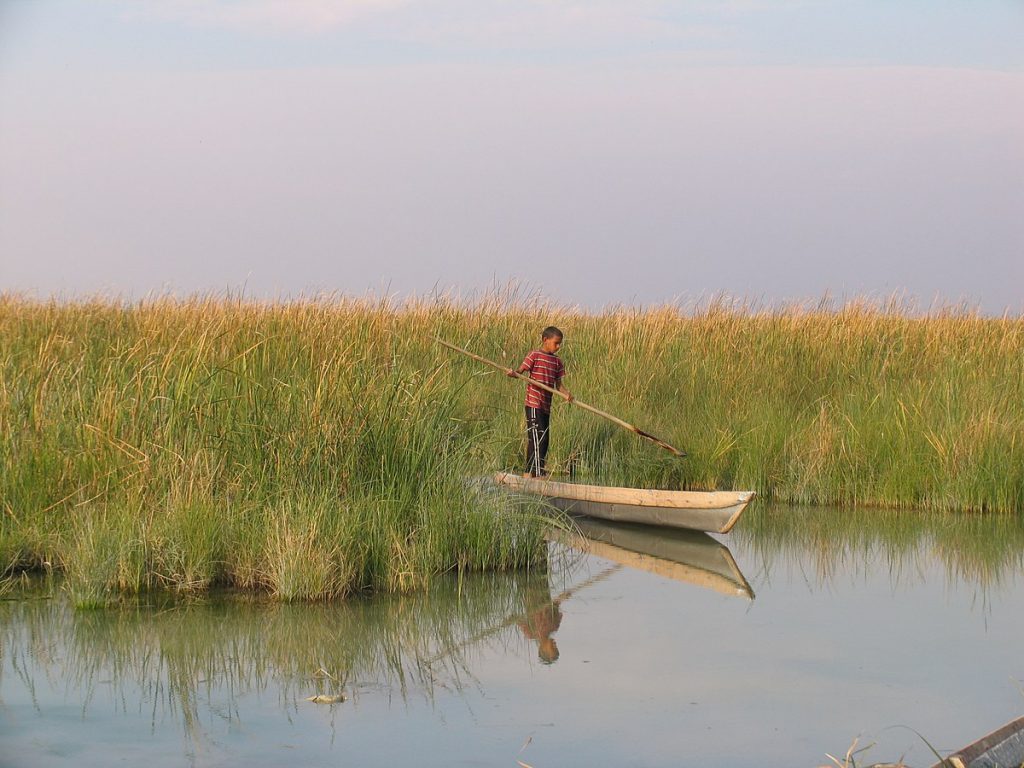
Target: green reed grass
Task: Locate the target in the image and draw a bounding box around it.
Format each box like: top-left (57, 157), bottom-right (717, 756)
top-left (0, 294), bottom-right (554, 603)
top-left (1, 293), bottom-right (1022, 601)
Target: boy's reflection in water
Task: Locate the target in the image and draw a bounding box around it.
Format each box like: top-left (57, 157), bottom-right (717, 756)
top-left (517, 587), bottom-right (563, 664)
top-left (513, 563), bottom-right (622, 665)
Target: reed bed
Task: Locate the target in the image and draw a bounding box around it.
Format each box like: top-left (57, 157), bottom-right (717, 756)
top-left (2, 293), bottom-right (1022, 601)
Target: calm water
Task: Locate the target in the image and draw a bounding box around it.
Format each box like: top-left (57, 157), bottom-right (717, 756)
top-left (2, 505), bottom-right (1023, 767)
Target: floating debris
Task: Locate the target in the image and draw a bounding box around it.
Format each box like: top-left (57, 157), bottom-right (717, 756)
top-left (306, 694), bottom-right (347, 704)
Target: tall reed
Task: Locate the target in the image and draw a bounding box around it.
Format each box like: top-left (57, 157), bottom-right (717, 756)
top-left (1, 293), bottom-right (1021, 601)
top-left (0, 294), bottom-right (551, 603)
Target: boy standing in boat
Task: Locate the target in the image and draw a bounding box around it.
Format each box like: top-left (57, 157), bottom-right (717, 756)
top-left (508, 326), bottom-right (573, 478)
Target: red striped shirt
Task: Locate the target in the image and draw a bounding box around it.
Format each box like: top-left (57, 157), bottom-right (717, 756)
top-left (519, 350), bottom-right (565, 412)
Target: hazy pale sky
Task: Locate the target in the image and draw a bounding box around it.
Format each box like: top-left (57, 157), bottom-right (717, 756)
top-left (2, 1), bottom-right (1022, 311)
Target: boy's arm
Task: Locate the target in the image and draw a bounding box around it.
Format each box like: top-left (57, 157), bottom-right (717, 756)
top-left (507, 352), bottom-right (533, 378)
top-left (558, 380), bottom-right (574, 402)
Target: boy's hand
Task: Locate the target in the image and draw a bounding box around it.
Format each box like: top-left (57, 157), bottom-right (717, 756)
top-left (565, 392), bottom-right (575, 402)
top-left (506, 368), bottom-right (518, 378)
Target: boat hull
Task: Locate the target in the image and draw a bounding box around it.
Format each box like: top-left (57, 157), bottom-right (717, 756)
top-left (494, 472), bottom-right (755, 534)
top-left (929, 716), bottom-right (1024, 768)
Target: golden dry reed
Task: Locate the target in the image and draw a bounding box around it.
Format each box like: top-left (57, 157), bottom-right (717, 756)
top-left (1, 292), bottom-right (1022, 602)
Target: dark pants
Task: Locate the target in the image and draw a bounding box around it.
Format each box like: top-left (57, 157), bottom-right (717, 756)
top-left (525, 407), bottom-right (550, 477)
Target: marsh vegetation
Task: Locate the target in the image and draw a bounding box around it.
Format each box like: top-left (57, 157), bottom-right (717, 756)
top-left (2, 294), bottom-right (1021, 602)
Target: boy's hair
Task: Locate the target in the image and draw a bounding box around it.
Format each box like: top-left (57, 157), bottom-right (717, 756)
top-left (541, 326), bottom-right (563, 340)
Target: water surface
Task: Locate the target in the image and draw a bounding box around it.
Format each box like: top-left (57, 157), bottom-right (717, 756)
top-left (2, 505), bottom-right (1023, 767)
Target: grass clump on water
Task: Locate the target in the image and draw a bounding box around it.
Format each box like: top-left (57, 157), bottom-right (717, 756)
top-left (0, 295), bottom-right (548, 605)
top-left (2, 293), bottom-right (1022, 602)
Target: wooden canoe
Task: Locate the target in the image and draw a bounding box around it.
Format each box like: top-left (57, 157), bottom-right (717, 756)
top-left (493, 472), bottom-right (755, 534)
top-left (553, 518), bottom-right (754, 599)
top-left (930, 716), bottom-right (1024, 768)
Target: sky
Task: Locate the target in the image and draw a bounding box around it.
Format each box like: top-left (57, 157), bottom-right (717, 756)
top-left (1, 0), bottom-right (1022, 312)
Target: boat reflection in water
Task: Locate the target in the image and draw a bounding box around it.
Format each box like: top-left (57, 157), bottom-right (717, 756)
top-left (551, 517), bottom-right (755, 600)
top-left (505, 516), bottom-right (756, 662)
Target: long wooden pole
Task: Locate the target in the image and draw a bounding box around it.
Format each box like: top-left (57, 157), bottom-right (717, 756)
top-left (435, 338), bottom-right (686, 458)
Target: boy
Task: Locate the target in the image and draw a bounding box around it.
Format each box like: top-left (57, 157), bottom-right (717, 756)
top-left (507, 326), bottom-right (573, 478)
